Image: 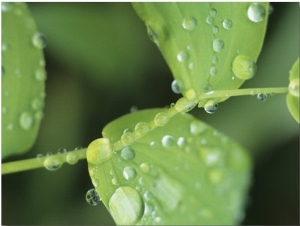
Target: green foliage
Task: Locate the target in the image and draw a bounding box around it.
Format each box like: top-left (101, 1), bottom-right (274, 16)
top-left (2, 2), bottom-right (46, 158)
top-left (87, 108), bottom-right (251, 225)
top-left (286, 58), bottom-right (299, 123)
top-left (132, 3), bottom-right (268, 105)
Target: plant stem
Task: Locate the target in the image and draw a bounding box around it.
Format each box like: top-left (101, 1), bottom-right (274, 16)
top-left (2, 148), bottom-right (87, 175)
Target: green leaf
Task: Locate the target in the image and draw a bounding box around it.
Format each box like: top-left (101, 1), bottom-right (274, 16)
top-left (2, 3), bottom-right (46, 158)
top-left (87, 109), bottom-right (252, 225)
top-left (132, 3), bottom-right (268, 105)
top-left (286, 58), bottom-right (299, 123)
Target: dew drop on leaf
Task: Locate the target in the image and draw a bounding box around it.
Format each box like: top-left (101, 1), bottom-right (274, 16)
top-left (120, 146), bottom-right (135, 161)
top-left (43, 156), bottom-right (62, 171)
top-left (212, 38), bottom-right (224, 52)
top-left (161, 135), bottom-right (174, 147)
top-left (86, 188), bottom-right (101, 206)
top-left (190, 120), bottom-right (206, 135)
top-left (32, 32), bottom-right (47, 49)
top-left (222, 19), bottom-right (232, 30)
top-left (247, 3), bottom-right (266, 23)
top-left (177, 50), bottom-right (189, 62)
top-left (182, 16), bottom-right (197, 31)
top-left (123, 166), bottom-right (137, 180)
top-left (35, 69), bottom-right (46, 81)
top-left (140, 162), bottom-right (151, 173)
top-left (108, 186), bottom-right (144, 225)
top-left (134, 122), bottom-right (150, 136)
top-left (204, 101), bottom-right (218, 114)
top-left (232, 55), bottom-right (257, 80)
top-left (86, 138), bottom-right (113, 165)
top-left (154, 112), bottom-right (169, 126)
top-left (19, 111), bottom-right (34, 130)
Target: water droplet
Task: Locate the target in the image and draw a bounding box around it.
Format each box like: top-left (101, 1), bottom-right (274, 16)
top-left (175, 97), bottom-right (196, 113)
top-left (134, 122), bottom-right (150, 136)
top-left (57, 148), bottom-right (67, 154)
top-left (121, 132), bottom-right (134, 145)
top-left (222, 19), bottom-right (232, 30)
top-left (161, 135), bottom-right (174, 147)
top-left (212, 26), bottom-right (219, 34)
top-left (123, 166), bottom-right (136, 180)
top-left (66, 152), bottom-right (78, 165)
top-left (289, 78), bottom-right (299, 97)
top-left (209, 67), bottom-right (217, 76)
top-left (44, 156), bottom-right (62, 171)
top-left (171, 80), bottom-right (182, 94)
top-left (247, 3), bottom-right (266, 23)
top-left (182, 16), bottom-right (197, 31)
top-left (177, 137), bottom-right (187, 148)
top-left (109, 186), bottom-right (144, 225)
top-left (86, 188), bottom-right (101, 206)
top-left (177, 51), bottom-right (189, 62)
top-left (36, 154), bottom-right (44, 160)
top-left (130, 106), bottom-right (138, 113)
top-left (140, 163), bottom-right (150, 173)
top-left (35, 69), bottom-right (46, 81)
top-left (112, 178), bottom-right (118, 186)
top-left (120, 146), bottom-right (135, 161)
top-left (200, 148), bottom-right (221, 166)
top-left (150, 141), bottom-right (157, 149)
top-left (143, 191), bottom-right (153, 201)
top-left (2, 2), bottom-right (13, 12)
top-left (190, 120), bottom-right (206, 135)
top-left (209, 8), bottom-right (217, 17)
top-left (232, 55), bottom-right (257, 80)
top-left (31, 98), bottom-right (44, 111)
top-left (206, 16), bottom-right (213, 25)
top-left (212, 38), bottom-right (224, 52)
top-left (257, 93), bottom-right (267, 101)
top-left (204, 101), bottom-right (218, 114)
top-left (19, 111), bottom-right (34, 130)
top-left (86, 138), bottom-right (113, 165)
top-left (32, 33), bottom-right (47, 49)
top-left (154, 112), bottom-right (169, 126)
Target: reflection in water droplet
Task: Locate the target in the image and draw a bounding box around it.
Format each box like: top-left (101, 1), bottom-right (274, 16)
top-left (182, 16), bottom-right (197, 31)
top-left (161, 135), bottom-right (174, 147)
top-left (123, 166), bottom-right (137, 180)
top-left (109, 186), bottom-right (144, 225)
top-left (222, 19), bottom-right (232, 30)
top-left (177, 137), bottom-right (187, 148)
top-left (171, 80), bottom-right (182, 94)
top-left (212, 39), bottom-right (224, 52)
top-left (232, 55), bottom-right (257, 80)
top-left (120, 146), bottom-right (135, 161)
top-left (32, 33), bottom-right (47, 49)
top-left (175, 97), bottom-right (196, 113)
top-left (206, 16), bottom-right (213, 25)
top-left (19, 111), bottom-right (34, 130)
top-left (247, 3), bottom-right (266, 23)
top-left (210, 8), bottom-right (217, 17)
top-left (44, 156), bottom-right (62, 171)
top-left (257, 93), bottom-right (267, 101)
top-left (121, 132), bottom-right (134, 145)
top-left (86, 188), bottom-right (101, 206)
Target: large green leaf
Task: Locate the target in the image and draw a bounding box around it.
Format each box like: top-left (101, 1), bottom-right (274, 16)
top-left (286, 58), bottom-right (299, 123)
top-left (2, 3), bottom-right (46, 158)
top-left (132, 3), bottom-right (268, 105)
top-left (87, 109), bottom-right (252, 225)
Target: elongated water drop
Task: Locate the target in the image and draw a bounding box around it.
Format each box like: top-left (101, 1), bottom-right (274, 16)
top-left (154, 112), bottom-right (169, 126)
top-left (66, 152), bottom-right (78, 165)
top-left (134, 122), bottom-right (150, 136)
top-left (86, 189), bottom-right (101, 206)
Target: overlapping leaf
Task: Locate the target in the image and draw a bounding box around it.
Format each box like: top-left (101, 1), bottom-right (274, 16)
top-left (87, 109), bottom-right (252, 225)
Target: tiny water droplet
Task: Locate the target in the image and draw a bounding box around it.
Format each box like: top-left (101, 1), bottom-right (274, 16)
top-left (182, 16), bottom-right (197, 31)
top-left (140, 162), bottom-right (150, 173)
top-left (188, 62), bottom-right (194, 70)
top-left (123, 166), bottom-right (137, 180)
top-left (31, 98), bottom-right (44, 111)
top-left (268, 4), bottom-right (274, 15)
top-left (44, 156), bottom-right (62, 171)
top-left (247, 3), bottom-right (266, 23)
top-left (212, 38), bottom-right (224, 52)
top-left (257, 93), bottom-right (267, 101)
top-left (289, 78), bottom-right (299, 97)
top-left (222, 19), bottom-right (232, 30)
top-left (177, 51), bottom-right (189, 62)
top-left (130, 106), bottom-right (138, 113)
top-left (2, 106), bottom-right (7, 114)
top-left (134, 122), bottom-right (150, 136)
top-left (7, 123), bottom-right (14, 131)
top-left (206, 16), bottom-right (213, 25)
top-left (204, 101), bottom-right (218, 114)
top-left (154, 112), bottom-right (169, 126)
top-left (171, 80), bottom-right (182, 94)
top-left (86, 189), bottom-right (101, 206)
top-left (92, 178), bottom-right (99, 187)
top-left (209, 67), bottom-right (217, 76)
top-left (66, 152), bottom-right (78, 165)
top-left (112, 178), bottom-right (118, 186)
top-left (35, 69), bottom-right (46, 81)
top-left (177, 137), bottom-right (187, 148)
top-left (19, 111), bottom-right (34, 130)
top-left (36, 153), bottom-right (44, 160)
top-left (109, 186), bottom-right (144, 225)
top-left (212, 26), bottom-right (219, 34)
top-left (32, 33), bottom-right (47, 49)
top-left (86, 138), bottom-right (113, 165)
top-left (146, 25), bottom-right (159, 43)
top-left (209, 8), bottom-right (217, 17)
top-left (161, 135), bottom-right (174, 147)
top-left (120, 146), bottom-right (135, 161)
top-left (232, 55), bottom-right (257, 80)
top-left (2, 2), bottom-right (13, 12)
top-left (150, 141), bottom-right (157, 149)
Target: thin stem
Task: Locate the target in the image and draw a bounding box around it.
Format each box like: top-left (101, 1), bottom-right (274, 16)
top-left (2, 148), bottom-right (87, 175)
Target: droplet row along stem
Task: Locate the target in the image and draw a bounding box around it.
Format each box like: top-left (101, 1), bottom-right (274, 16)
top-left (1, 148), bottom-right (87, 174)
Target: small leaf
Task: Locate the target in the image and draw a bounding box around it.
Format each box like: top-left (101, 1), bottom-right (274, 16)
top-left (132, 3), bottom-right (268, 104)
top-left (2, 3), bottom-right (46, 158)
top-left (286, 58), bottom-right (299, 123)
top-left (87, 109), bottom-right (252, 225)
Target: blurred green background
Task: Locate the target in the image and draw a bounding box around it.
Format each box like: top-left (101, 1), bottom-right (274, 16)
top-left (2, 3), bottom-right (299, 225)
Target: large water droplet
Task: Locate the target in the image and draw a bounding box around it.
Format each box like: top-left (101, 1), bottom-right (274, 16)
top-left (171, 80), bottom-right (182, 94)
top-left (247, 3), bottom-right (266, 23)
top-left (154, 112), bottom-right (169, 126)
top-left (177, 51), bottom-right (189, 62)
top-left (232, 55), bottom-right (257, 80)
top-left (32, 33), bottom-right (47, 49)
top-left (86, 188), bottom-right (101, 206)
top-left (109, 186), bottom-right (144, 225)
top-left (182, 16), bottom-right (197, 31)
top-left (43, 156), bottom-right (62, 171)
top-left (120, 146), bottom-right (135, 161)
top-left (222, 19), bottom-right (232, 30)
top-left (134, 122), bottom-right (150, 136)
top-left (123, 166), bottom-right (137, 180)
top-left (86, 138), bottom-right (113, 165)
top-left (212, 38), bottom-right (224, 52)
top-left (161, 135), bottom-right (174, 147)
top-left (19, 111), bottom-right (34, 130)
top-left (257, 93), bottom-right (267, 101)
top-left (204, 101), bottom-right (218, 114)
top-left (289, 78), bottom-right (299, 97)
